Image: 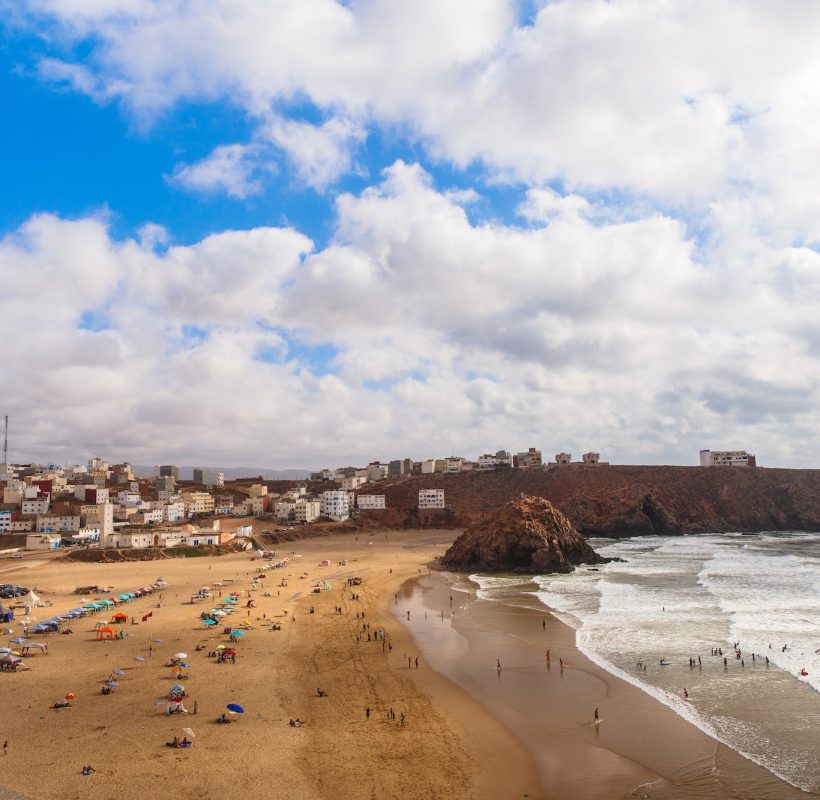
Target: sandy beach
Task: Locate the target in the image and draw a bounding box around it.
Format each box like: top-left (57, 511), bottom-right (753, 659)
top-left (0, 530), bottom-right (540, 800)
top-left (1, 528), bottom-right (814, 800)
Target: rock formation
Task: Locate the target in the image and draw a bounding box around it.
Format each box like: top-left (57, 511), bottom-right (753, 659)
top-left (440, 496), bottom-right (607, 574)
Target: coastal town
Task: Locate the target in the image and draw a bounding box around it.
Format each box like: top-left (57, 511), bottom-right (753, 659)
top-left (0, 432), bottom-right (757, 554)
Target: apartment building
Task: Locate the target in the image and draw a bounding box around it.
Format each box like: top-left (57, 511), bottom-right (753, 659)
top-left (163, 502), bottom-right (186, 522)
top-left (183, 492), bottom-right (216, 515)
top-left (366, 463), bottom-right (389, 482)
top-left (21, 498), bottom-right (49, 516)
top-left (0, 509), bottom-right (11, 531)
top-left (193, 468), bottom-right (224, 488)
top-left (36, 514), bottom-right (81, 532)
top-left (516, 448), bottom-right (543, 468)
top-left (294, 499), bottom-right (322, 523)
top-left (274, 500), bottom-right (297, 521)
top-left (321, 490), bottom-right (350, 521)
top-left (699, 450), bottom-right (757, 467)
top-left (357, 495), bottom-right (386, 510)
top-left (342, 476), bottom-right (367, 491)
top-left (418, 489), bottom-right (445, 509)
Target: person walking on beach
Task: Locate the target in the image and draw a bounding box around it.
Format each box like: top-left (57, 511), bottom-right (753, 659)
top-left (497, 659), bottom-right (501, 671)
top-left (542, 619), bottom-right (546, 630)
top-left (365, 707), bottom-right (371, 720)
top-left (3, 740), bottom-right (7, 756)
top-left (594, 707), bottom-right (599, 724)
top-left (415, 657), bottom-right (419, 669)
top-left (683, 688), bottom-right (689, 699)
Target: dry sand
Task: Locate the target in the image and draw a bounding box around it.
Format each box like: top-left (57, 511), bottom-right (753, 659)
top-left (0, 530), bottom-right (541, 800)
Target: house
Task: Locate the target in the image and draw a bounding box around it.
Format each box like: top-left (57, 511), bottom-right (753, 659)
top-left (516, 448), bottom-right (543, 468)
top-left (357, 495), bottom-right (386, 510)
top-left (35, 514), bottom-right (81, 533)
top-left (163, 502), bottom-right (186, 522)
top-left (699, 450), bottom-right (756, 467)
top-left (341, 476), bottom-right (367, 491)
top-left (321, 490), bottom-right (350, 521)
top-left (26, 533), bottom-right (61, 550)
top-left (418, 489), bottom-right (445, 510)
top-left (294, 499), bottom-right (321, 523)
top-left (182, 491), bottom-right (216, 516)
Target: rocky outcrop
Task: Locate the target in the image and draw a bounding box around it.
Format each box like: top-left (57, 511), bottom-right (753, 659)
top-left (440, 496), bottom-right (607, 573)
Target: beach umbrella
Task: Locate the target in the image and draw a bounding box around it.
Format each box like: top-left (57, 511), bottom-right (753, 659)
top-left (154, 639), bottom-right (163, 644)
top-left (10, 637), bottom-right (27, 644)
top-left (182, 727), bottom-right (195, 738)
top-left (0, 647), bottom-right (11, 655)
top-left (213, 610), bottom-right (226, 617)
top-left (107, 680), bottom-right (119, 688)
top-left (169, 683), bottom-right (184, 693)
top-left (203, 619), bottom-right (217, 626)
top-left (174, 652), bottom-right (188, 660)
top-left (112, 669), bottom-right (125, 675)
top-left (231, 630), bottom-right (245, 637)
top-left (226, 703), bottom-right (244, 714)
top-left (64, 693), bottom-right (76, 700)
top-left (134, 656), bottom-right (145, 662)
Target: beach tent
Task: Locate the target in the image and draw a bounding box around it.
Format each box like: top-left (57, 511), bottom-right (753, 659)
top-left (21, 642), bottom-right (47, 655)
top-left (22, 590), bottom-right (41, 608)
top-left (96, 627), bottom-right (116, 641)
top-left (111, 613), bottom-right (128, 623)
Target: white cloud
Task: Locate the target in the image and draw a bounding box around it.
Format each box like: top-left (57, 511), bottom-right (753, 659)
top-left (4, 164), bottom-right (820, 467)
top-left (263, 116), bottom-right (365, 189)
top-left (169, 144), bottom-right (266, 199)
top-left (15, 0), bottom-right (820, 229)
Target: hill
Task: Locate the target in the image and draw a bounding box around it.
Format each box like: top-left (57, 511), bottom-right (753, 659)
top-left (359, 465), bottom-right (820, 536)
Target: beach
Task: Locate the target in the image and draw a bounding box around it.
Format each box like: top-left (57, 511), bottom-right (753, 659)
top-left (0, 530), bottom-right (540, 800)
top-left (1, 528), bottom-right (816, 800)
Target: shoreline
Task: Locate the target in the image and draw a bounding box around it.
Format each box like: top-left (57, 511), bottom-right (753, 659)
top-left (396, 570), bottom-right (818, 800)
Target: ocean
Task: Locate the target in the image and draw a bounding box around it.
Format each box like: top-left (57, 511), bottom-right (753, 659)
top-left (470, 531), bottom-right (820, 794)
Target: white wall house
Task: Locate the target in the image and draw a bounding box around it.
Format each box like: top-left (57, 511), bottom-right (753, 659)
top-left (163, 502), bottom-right (186, 522)
top-left (21, 498), bottom-right (49, 516)
top-left (357, 495), bottom-right (386, 510)
top-left (321, 490), bottom-right (350, 521)
top-left (0, 509), bottom-right (11, 531)
top-left (418, 489), bottom-right (445, 509)
top-left (36, 515), bottom-right (81, 532)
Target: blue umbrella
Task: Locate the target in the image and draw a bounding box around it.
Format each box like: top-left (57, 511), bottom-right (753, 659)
top-left (226, 703), bottom-right (244, 714)
top-left (10, 637), bottom-right (27, 643)
top-left (112, 669), bottom-right (125, 675)
top-left (203, 619), bottom-right (217, 626)
top-left (231, 630), bottom-right (245, 637)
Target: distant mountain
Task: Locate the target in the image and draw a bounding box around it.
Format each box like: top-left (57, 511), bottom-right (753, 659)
top-left (131, 465), bottom-right (314, 481)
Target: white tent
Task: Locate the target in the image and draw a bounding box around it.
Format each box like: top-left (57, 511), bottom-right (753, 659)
top-left (23, 590), bottom-right (41, 609)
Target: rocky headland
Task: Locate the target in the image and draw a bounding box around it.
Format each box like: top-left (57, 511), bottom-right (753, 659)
top-left (440, 496), bottom-right (607, 573)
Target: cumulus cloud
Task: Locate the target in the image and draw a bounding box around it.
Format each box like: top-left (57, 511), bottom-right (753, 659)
top-left (169, 144), bottom-right (267, 199)
top-left (3, 163), bottom-right (820, 467)
top-left (12, 0), bottom-right (820, 229)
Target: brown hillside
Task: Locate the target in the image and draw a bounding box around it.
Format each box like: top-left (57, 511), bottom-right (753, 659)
top-left (367, 466), bottom-right (820, 536)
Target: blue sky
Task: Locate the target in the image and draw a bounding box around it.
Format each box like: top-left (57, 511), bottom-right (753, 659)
top-left (2, 1), bottom-right (820, 469)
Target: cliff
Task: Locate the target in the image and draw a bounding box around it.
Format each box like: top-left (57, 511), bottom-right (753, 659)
top-left (358, 465), bottom-right (820, 537)
top-left (441, 496), bottom-right (607, 573)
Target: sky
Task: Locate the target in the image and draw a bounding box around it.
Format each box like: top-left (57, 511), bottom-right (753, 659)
top-left (2, 1), bottom-right (820, 470)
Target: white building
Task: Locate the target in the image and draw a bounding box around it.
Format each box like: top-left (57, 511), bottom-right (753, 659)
top-left (699, 450), bottom-right (756, 467)
top-left (341, 476), bottom-right (367, 491)
top-left (418, 489), bottom-right (445, 510)
top-left (0, 509), bottom-right (11, 531)
top-left (321, 490), bottom-right (350, 521)
top-left (26, 533), bottom-right (61, 550)
top-left (445, 457), bottom-right (464, 473)
top-left (274, 500), bottom-right (297, 521)
top-left (294, 499), bottom-right (321, 523)
top-left (36, 515), bottom-right (81, 532)
top-left (357, 495), bottom-right (386, 510)
top-left (163, 502), bottom-right (186, 522)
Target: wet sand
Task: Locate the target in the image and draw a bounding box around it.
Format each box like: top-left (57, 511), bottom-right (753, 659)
top-left (397, 571), bottom-right (819, 800)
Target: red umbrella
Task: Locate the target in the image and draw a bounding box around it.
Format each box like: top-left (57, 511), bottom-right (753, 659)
top-left (64, 693), bottom-right (76, 700)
